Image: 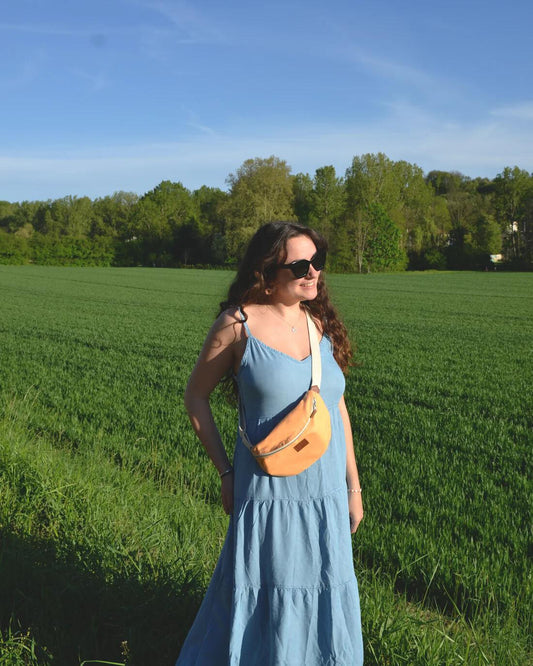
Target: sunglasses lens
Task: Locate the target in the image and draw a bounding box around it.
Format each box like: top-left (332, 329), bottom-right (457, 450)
top-left (290, 260), bottom-right (309, 278)
top-left (311, 249), bottom-right (326, 271)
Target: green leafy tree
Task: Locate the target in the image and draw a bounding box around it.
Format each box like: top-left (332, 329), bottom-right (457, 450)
top-left (0, 201), bottom-right (17, 231)
top-left (392, 160), bottom-right (435, 252)
top-left (37, 207), bottom-right (63, 238)
top-left (292, 173), bottom-right (314, 227)
top-left (336, 202), bottom-right (406, 273)
top-left (407, 194), bottom-right (451, 270)
top-left (345, 154), bottom-right (436, 254)
top-left (34, 196), bottom-right (94, 238)
top-left (129, 198), bottom-right (171, 265)
top-left (426, 170), bottom-right (492, 268)
top-left (174, 220), bottom-right (205, 265)
top-left (141, 181), bottom-right (194, 231)
top-left (365, 203), bottom-right (407, 272)
top-left (92, 191), bottom-right (139, 239)
top-left (346, 153), bottom-right (429, 270)
top-left (192, 186), bottom-right (227, 236)
top-left (310, 166), bottom-right (345, 241)
top-left (0, 229), bottom-right (29, 263)
top-left (224, 156), bottom-right (296, 260)
top-left (344, 153), bottom-right (399, 272)
top-left (330, 220), bottom-right (356, 272)
top-left (65, 196), bottom-right (93, 238)
top-left (426, 170), bottom-right (479, 231)
top-left (493, 166), bottom-right (533, 261)
top-left (345, 153), bottom-right (400, 213)
top-left (192, 186), bottom-right (228, 263)
top-left (13, 222), bottom-right (34, 239)
top-left (129, 181), bottom-right (195, 265)
top-left (425, 170), bottom-right (465, 196)
top-left (9, 201), bottom-right (42, 234)
top-left (470, 214), bottom-right (502, 255)
top-left (347, 213), bottom-right (368, 274)
top-left (493, 167), bottom-right (530, 225)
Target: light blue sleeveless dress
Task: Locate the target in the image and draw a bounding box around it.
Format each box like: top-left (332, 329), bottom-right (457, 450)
top-left (176, 316), bottom-right (363, 665)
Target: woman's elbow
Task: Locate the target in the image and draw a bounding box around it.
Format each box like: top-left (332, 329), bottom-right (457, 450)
top-left (184, 381), bottom-right (195, 415)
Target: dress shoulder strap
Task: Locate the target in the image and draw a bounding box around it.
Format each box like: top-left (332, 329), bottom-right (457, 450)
top-left (237, 306), bottom-right (251, 336)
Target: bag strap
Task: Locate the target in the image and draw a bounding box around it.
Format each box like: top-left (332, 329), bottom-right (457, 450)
top-left (239, 308), bottom-right (322, 452)
top-left (238, 402), bottom-right (253, 451)
top-left (306, 310), bottom-right (322, 390)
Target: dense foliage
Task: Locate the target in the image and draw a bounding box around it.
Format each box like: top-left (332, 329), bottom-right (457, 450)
top-left (0, 155), bottom-right (532, 272)
top-left (0, 266), bottom-right (531, 664)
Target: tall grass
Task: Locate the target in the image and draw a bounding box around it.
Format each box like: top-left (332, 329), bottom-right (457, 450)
top-left (0, 265), bottom-right (531, 664)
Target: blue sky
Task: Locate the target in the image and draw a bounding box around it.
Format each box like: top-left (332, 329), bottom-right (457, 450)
top-left (1, 0), bottom-right (532, 202)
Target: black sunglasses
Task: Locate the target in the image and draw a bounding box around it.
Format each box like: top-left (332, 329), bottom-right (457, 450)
top-left (278, 248), bottom-right (327, 279)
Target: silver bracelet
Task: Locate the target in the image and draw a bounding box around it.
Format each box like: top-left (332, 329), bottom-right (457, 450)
top-left (347, 487), bottom-right (362, 493)
top-left (219, 467), bottom-right (233, 479)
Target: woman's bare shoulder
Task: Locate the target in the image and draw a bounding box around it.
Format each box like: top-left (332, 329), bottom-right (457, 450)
top-left (238, 303), bottom-right (264, 322)
top-left (217, 306), bottom-right (241, 322)
top-left (238, 303), bottom-right (262, 314)
top-left (210, 307), bottom-right (246, 345)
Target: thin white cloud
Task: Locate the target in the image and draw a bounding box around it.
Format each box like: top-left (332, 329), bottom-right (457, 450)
top-left (68, 68), bottom-right (109, 92)
top-left (5, 50), bottom-right (46, 88)
top-left (0, 22), bottom-right (142, 37)
top-left (0, 22), bottom-right (83, 36)
top-left (182, 106), bottom-right (216, 136)
top-left (136, 0), bottom-right (227, 44)
top-left (129, 1), bottom-right (229, 62)
top-left (491, 102), bottom-right (533, 121)
top-left (323, 12), bottom-right (438, 93)
top-left (352, 52), bottom-right (435, 90)
top-left (0, 20), bottom-right (189, 47)
top-left (186, 121), bottom-right (216, 136)
top-left (331, 42), bottom-right (466, 113)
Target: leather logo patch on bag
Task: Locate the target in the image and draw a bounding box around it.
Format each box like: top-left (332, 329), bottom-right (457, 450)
top-left (294, 438), bottom-right (310, 452)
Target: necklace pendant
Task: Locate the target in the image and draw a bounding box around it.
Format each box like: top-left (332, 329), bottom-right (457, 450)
top-left (291, 326), bottom-right (297, 333)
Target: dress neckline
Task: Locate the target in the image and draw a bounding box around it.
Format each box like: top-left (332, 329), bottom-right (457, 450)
top-left (246, 330), bottom-right (323, 363)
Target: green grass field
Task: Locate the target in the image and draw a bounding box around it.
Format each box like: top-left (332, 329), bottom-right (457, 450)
top-left (0, 265), bottom-right (531, 665)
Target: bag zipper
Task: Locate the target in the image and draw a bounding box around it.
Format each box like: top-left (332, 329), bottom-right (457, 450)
top-left (254, 397), bottom-right (317, 458)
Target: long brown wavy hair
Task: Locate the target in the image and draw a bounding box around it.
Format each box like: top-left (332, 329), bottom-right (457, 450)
top-left (218, 221), bottom-right (353, 372)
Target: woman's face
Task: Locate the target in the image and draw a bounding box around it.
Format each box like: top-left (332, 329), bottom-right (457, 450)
top-left (271, 234), bottom-right (321, 305)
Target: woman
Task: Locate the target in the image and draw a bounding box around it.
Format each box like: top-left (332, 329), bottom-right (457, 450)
top-left (177, 222), bottom-right (364, 665)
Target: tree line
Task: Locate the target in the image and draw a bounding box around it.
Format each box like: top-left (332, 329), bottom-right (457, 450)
top-left (1, 153), bottom-right (532, 271)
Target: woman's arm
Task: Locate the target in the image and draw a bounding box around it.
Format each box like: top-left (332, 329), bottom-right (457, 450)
top-left (184, 310), bottom-right (244, 515)
top-left (338, 395), bottom-right (364, 534)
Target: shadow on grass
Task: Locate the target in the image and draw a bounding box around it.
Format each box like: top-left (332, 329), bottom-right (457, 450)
top-left (0, 530), bottom-right (203, 665)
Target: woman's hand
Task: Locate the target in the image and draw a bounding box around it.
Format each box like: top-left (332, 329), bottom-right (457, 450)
top-left (221, 473), bottom-right (234, 515)
top-left (348, 492), bottom-right (364, 534)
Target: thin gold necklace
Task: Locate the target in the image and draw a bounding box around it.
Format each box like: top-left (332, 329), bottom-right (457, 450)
top-left (267, 305), bottom-right (303, 333)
